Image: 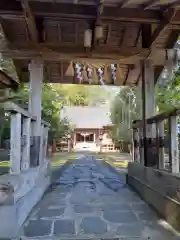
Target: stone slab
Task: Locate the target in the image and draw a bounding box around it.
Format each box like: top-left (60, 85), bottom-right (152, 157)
top-left (37, 207), bottom-right (65, 218)
top-left (80, 217), bottom-right (107, 234)
top-left (53, 220), bottom-right (75, 235)
top-left (24, 220), bottom-right (52, 237)
top-left (21, 157), bottom-right (178, 239)
top-left (74, 205), bottom-right (93, 213)
top-left (103, 210), bottom-right (138, 223)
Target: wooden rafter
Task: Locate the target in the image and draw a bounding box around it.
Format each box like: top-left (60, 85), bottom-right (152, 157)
top-left (144, 0), bottom-right (180, 9)
top-left (149, 8), bottom-right (176, 47)
top-left (118, 0), bottom-right (129, 8)
top-left (143, 0), bottom-right (159, 9)
top-left (134, 26), bottom-right (142, 47)
top-left (20, 0), bottom-right (38, 42)
top-left (119, 27), bottom-right (126, 47)
top-left (135, 72), bottom-right (141, 85)
top-left (106, 24), bottom-right (111, 44)
top-left (124, 63), bottom-right (141, 85)
top-left (123, 66), bottom-right (130, 85)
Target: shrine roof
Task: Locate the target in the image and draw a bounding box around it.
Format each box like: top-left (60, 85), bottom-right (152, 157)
top-left (0, 0), bottom-right (180, 86)
top-left (62, 105), bottom-right (111, 129)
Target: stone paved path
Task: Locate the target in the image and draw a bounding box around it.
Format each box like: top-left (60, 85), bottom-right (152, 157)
top-left (21, 156), bottom-right (177, 239)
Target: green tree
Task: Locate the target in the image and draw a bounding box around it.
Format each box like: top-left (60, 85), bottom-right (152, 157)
top-left (53, 84), bottom-right (112, 106)
top-left (0, 83), bottom-right (73, 147)
top-left (156, 66), bottom-right (180, 112)
top-left (110, 66), bottom-right (180, 145)
top-left (110, 87), bottom-right (142, 144)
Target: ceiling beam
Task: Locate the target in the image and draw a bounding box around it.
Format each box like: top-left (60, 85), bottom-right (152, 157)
top-left (0, 1), bottom-right (164, 24)
top-left (20, 0), bottom-right (38, 43)
top-left (0, 43), bottom-right (173, 66)
top-left (0, 44), bottom-right (150, 63)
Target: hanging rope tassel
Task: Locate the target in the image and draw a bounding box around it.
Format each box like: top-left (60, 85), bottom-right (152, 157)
top-left (116, 64), bottom-right (124, 85)
top-left (92, 67), bottom-right (99, 84)
top-left (87, 66), bottom-right (93, 84)
top-left (65, 61), bottom-right (75, 76)
top-left (81, 66), bottom-right (88, 82)
top-left (104, 65), bottom-right (112, 84)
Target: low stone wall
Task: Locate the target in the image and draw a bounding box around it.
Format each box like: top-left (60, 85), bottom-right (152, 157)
top-left (0, 160), bottom-right (51, 238)
top-left (127, 162), bottom-right (180, 232)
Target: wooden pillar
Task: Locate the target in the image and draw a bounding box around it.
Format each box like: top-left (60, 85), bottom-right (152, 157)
top-left (169, 116), bottom-right (179, 173)
top-left (156, 121), bottom-right (165, 169)
top-left (139, 127), bottom-right (144, 165)
top-left (133, 127), bottom-right (140, 162)
top-left (21, 117), bottom-right (31, 170)
top-left (94, 133), bottom-right (96, 142)
top-left (42, 126), bottom-right (49, 161)
top-left (28, 59), bottom-right (43, 166)
top-left (141, 60), bottom-right (156, 166)
top-left (74, 133), bottom-right (76, 147)
top-left (68, 139), bottom-right (71, 152)
top-left (39, 123), bottom-right (44, 164)
top-left (10, 113), bottom-right (21, 173)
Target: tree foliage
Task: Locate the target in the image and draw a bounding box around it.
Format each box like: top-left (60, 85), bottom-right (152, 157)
top-left (110, 87), bottom-right (142, 143)
top-left (0, 61), bottom-right (112, 147)
top-left (110, 66), bottom-right (180, 143)
top-left (156, 66), bottom-right (180, 112)
top-left (51, 84), bottom-right (112, 106)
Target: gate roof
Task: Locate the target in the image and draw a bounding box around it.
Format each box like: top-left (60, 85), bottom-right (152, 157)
top-left (0, 0), bottom-right (179, 86)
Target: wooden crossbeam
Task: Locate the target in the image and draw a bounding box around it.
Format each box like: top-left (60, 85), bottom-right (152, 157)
top-left (0, 43), bottom-right (177, 66)
top-left (0, 1), bottom-right (180, 24)
top-left (20, 0), bottom-right (38, 43)
top-left (0, 44), bottom-right (152, 63)
top-left (0, 1), bottom-right (164, 24)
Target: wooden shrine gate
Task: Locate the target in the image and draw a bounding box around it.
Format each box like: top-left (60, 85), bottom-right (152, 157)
top-left (0, 0), bottom-right (180, 237)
